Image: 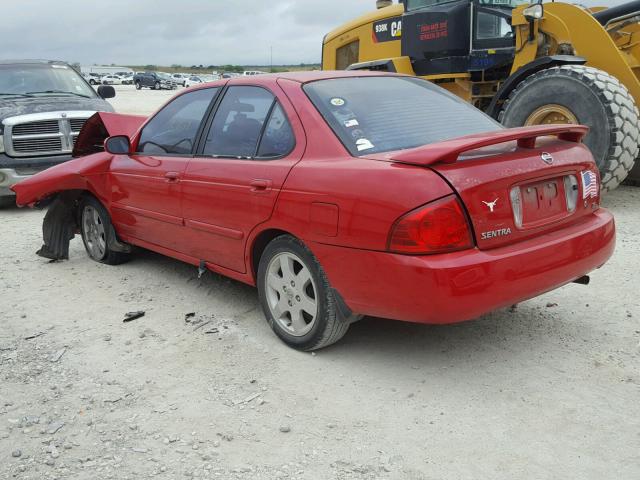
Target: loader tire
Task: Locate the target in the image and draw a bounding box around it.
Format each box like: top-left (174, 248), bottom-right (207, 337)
top-left (499, 65), bottom-right (640, 192)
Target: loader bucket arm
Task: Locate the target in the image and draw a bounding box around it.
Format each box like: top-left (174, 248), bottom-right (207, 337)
top-left (513, 3), bottom-right (640, 109)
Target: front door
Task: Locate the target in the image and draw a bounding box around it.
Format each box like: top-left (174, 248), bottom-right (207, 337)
top-left (109, 87), bottom-right (220, 251)
top-left (181, 84), bottom-right (304, 273)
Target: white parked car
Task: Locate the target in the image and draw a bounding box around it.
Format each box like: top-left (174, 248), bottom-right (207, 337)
top-left (171, 73), bottom-right (190, 86)
top-left (184, 76), bottom-right (204, 87)
top-left (101, 75), bottom-right (123, 85)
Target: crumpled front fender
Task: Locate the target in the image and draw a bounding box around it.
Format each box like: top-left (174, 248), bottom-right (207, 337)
top-left (11, 112), bottom-right (147, 207)
top-left (11, 154), bottom-right (111, 207)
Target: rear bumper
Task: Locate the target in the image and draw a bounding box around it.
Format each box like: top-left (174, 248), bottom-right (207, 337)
top-left (313, 209), bottom-right (615, 324)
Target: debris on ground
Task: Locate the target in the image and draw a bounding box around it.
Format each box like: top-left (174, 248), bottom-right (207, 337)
top-left (184, 312), bottom-right (196, 323)
top-left (123, 311), bottom-right (146, 323)
top-left (49, 348), bottom-right (66, 363)
top-left (24, 332), bottom-right (45, 340)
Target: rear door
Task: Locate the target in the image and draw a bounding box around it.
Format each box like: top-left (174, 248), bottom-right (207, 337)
top-left (109, 87), bottom-right (220, 251)
top-left (181, 84), bottom-right (304, 273)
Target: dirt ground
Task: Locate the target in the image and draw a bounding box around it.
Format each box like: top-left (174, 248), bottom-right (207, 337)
top-left (1, 86), bottom-right (639, 479)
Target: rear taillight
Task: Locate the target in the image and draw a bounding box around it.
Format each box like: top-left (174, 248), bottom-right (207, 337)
top-left (388, 195), bottom-right (474, 254)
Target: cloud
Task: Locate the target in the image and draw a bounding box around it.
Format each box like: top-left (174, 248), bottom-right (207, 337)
top-left (0, 0), bottom-right (628, 67)
top-left (1, 0), bottom-right (374, 66)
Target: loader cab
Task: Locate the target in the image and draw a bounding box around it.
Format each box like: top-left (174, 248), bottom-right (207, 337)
top-left (400, 0), bottom-right (522, 77)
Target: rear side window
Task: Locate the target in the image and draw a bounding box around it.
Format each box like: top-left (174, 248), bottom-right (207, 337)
top-left (137, 88), bottom-right (218, 155)
top-left (202, 86), bottom-right (274, 158)
top-left (257, 103), bottom-right (295, 158)
top-left (304, 76), bottom-right (501, 156)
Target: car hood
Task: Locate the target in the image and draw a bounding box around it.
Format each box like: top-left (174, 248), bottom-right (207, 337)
top-left (0, 95), bottom-right (114, 123)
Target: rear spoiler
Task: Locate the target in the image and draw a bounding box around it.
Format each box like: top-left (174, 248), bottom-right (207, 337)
top-left (385, 125), bottom-right (589, 167)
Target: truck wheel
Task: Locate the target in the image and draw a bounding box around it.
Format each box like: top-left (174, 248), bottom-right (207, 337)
top-left (499, 65), bottom-right (640, 192)
top-left (624, 160), bottom-right (640, 185)
top-left (135, 81), bottom-right (141, 90)
top-left (257, 235), bottom-right (351, 351)
top-left (154, 81), bottom-right (161, 90)
top-left (79, 196), bottom-right (130, 265)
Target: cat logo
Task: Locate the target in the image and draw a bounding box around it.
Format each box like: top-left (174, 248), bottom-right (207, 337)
top-left (373, 17), bottom-right (403, 43)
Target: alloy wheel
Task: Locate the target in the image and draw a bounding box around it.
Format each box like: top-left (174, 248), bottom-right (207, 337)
top-left (265, 252), bottom-right (318, 336)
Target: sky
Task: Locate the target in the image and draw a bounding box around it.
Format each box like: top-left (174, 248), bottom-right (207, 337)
top-left (1, 0), bottom-right (627, 67)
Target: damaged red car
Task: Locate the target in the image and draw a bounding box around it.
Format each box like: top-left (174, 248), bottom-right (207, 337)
top-left (12, 71), bottom-right (615, 350)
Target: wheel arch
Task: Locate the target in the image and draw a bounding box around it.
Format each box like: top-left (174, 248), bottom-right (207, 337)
top-left (486, 55), bottom-right (587, 119)
top-left (249, 228), bottom-right (295, 282)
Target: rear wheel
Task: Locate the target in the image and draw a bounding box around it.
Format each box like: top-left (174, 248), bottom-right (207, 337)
top-left (257, 235), bottom-right (350, 351)
top-left (80, 197), bottom-right (129, 265)
top-left (499, 65), bottom-right (640, 192)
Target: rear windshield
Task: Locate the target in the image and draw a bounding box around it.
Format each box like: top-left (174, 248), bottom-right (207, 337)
top-left (304, 76), bottom-right (501, 156)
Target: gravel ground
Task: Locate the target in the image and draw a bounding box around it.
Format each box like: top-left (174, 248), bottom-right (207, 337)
top-left (1, 87), bottom-right (639, 479)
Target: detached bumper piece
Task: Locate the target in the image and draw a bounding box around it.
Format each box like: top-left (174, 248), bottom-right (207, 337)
top-left (37, 193), bottom-right (78, 261)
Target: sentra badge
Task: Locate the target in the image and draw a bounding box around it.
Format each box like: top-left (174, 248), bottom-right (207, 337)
top-left (480, 228), bottom-right (512, 240)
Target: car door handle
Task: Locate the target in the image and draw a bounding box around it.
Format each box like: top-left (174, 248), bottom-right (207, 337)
top-left (250, 179), bottom-right (272, 192)
top-left (165, 171), bottom-right (180, 183)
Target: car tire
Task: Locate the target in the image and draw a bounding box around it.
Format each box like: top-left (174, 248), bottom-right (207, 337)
top-left (135, 82), bottom-right (141, 90)
top-left (79, 196), bottom-right (130, 265)
top-left (155, 81), bottom-right (161, 90)
top-left (0, 196), bottom-right (15, 208)
top-left (257, 235), bottom-right (351, 351)
top-left (499, 65), bottom-right (640, 192)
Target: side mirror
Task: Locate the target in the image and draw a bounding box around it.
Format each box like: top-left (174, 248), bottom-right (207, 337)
top-left (523, 3), bottom-right (543, 42)
top-left (523, 3), bottom-right (543, 22)
top-left (104, 135), bottom-right (130, 155)
top-left (97, 85), bottom-right (116, 99)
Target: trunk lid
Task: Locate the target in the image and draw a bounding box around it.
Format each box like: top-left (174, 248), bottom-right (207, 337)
top-left (366, 125), bottom-right (602, 250)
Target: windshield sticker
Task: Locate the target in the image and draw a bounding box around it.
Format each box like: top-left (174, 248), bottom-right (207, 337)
top-left (356, 138), bottom-right (375, 151)
top-left (51, 64), bottom-right (68, 69)
top-left (330, 97), bottom-right (346, 107)
top-left (344, 119), bottom-right (359, 128)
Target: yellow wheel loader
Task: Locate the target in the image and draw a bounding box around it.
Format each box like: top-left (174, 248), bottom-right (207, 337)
top-left (322, 0), bottom-right (640, 191)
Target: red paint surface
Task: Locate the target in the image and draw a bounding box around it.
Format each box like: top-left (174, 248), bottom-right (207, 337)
top-left (12, 71), bottom-right (615, 325)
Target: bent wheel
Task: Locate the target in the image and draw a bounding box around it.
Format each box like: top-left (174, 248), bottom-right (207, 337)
top-left (79, 196), bottom-right (130, 265)
top-left (257, 235), bottom-right (350, 350)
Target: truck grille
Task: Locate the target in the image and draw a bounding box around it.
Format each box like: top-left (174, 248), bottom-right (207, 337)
top-left (2, 111), bottom-right (96, 158)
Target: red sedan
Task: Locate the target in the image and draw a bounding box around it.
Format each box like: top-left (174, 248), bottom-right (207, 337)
top-left (12, 71), bottom-right (615, 350)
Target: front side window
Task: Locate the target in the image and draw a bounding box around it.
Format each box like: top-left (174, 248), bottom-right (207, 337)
top-left (202, 86), bottom-right (274, 158)
top-left (304, 76), bottom-right (501, 156)
top-left (137, 87), bottom-right (218, 155)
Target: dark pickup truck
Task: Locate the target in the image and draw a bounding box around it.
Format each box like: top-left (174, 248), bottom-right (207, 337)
top-left (0, 60), bottom-right (116, 207)
top-left (133, 72), bottom-right (178, 90)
